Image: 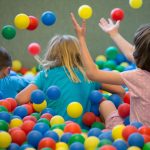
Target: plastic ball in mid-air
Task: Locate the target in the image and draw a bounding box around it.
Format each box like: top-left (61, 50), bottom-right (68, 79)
top-left (129, 0), bottom-right (143, 9)
top-left (27, 16), bottom-right (39, 31)
top-left (78, 5), bottom-right (93, 19)
top-left (27, 42), bottom-right (41, 56)
top-left (111, 8), bottom-right (124, 21)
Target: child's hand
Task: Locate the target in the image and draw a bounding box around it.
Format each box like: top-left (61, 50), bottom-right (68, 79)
top-left (99, 18), bottom-right (120, 36)
top-left (70, 12), bottom-right (86, 39)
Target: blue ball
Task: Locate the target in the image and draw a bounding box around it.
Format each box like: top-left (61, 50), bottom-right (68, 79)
top-left (8, 143), bottom-right (20, 150)
top-left (41, 108), bottom-right (56, 116)
top-left (130, 121), bottom-right (143, 129)
top-left (70, 142), bottom-right (85, 150)
top-left (13, 106), bottom-right (28, 119)
top-left (33, 122), bottom-right (50, 134)
top-left (19, 143), bottom-right (33, 150)
top-left (115, 53), bottom-right (126, 64)
top-left (60, 133), bottom-right (72, 143)
top-left (128, 133), bottom-right (144, 148)
top-left (89, 90), bottom-right (103, 104)
top-left (41, 11), bottom-right (56, 26)
top-left (0, 91), bottom-right (4, 100)
top-left (44, 130), bottom-right (59, 142)
top-left (46, 85), bottom-right (61, 100)
top-left (0, 111), bottom-right (11, 123)
top-left (88, 128), bottom-right (102, 137)
top-left (112, 139), bottom-right (128, 150)
top-left (30, 89), bottom-right (45, 104)
top-left (108, 94), bottom-right (123, 108)
top-left (123, 116), bottom-right (130, 126)
top-left (91, 103), bottom-right (100, 116)
top-left (98, 131), bottom-right (113, 142)
top-left (27, 130), bottom-right (43, 148)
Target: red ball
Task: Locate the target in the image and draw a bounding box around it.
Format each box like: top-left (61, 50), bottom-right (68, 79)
top-left (20, 67), bottom-right (28, 75)
top-left (82, 112), bottom-right (96, 126)
top-left (123, 92), bottom-right (130, 104)
top-left (110, 8), bottom-right (124, 21)
top-left (21, 120), bottom-right (35, 134)
top-left (5, 98), bottom-right (17, 112)
top-left (41, 113), bottom-right (53, 121)
top-left (143, 134), bottom-right (150, 143)
top-left (23, 104), bottom-right (34, 115)
top-left (64, 122), bottom-right (81, 134)
top-left (10, 129), bottom-right (26, 145)
top-left (23, 115), bottom-right (37, 123)
top-left (138, 126), bottom-right (150, 136)
top-left (99, 145), bottom-right (117, 150)
top-left (118, 103), bottom-right (130, 118)
top-left (27, 16), bottom-right (39, 31)
top-left (38, 137), bottom-right (56, 150)
top-left (122, 125), bottom-right (138, 141)
top-left (0, 100), bottom-right (11, 112)
top-left (27, 42), bottom-right (41, 56)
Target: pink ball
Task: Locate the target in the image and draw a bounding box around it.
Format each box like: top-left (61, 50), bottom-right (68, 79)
top-left (27, 42), bottom-right (41, 56)
top-left (110, 8), bottom-right (124, 21)
top-left (118, 103), bottom-right (130, 118)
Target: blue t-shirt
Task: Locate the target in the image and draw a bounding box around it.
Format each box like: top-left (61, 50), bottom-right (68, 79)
top-left (32, 67), bottom-right (100, 126)
top-left (0, 75), bottom-right (29, 99)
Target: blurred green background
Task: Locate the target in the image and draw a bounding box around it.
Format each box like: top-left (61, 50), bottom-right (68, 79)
top-left (0, 0), bottom-right (149, 68)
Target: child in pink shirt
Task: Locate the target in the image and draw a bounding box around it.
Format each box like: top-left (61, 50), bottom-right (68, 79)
top-left (71, 13), bottom-right (150, 128)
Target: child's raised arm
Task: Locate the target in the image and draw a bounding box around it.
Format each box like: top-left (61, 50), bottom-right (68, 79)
top-left (70, 13), bottom-right (124, 85)
top-left (99, 18), bottom-right (135, 62)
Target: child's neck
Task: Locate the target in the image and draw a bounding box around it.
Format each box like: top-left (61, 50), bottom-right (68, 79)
top-left (0, 71), bottom-right (7, 79)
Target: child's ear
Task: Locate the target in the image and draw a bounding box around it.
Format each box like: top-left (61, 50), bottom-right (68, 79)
top-left (3, 67), bottom-right (11, 75)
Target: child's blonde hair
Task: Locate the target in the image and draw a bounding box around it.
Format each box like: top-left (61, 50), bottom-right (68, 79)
top-left (42, 34), bottom-right (87, 82)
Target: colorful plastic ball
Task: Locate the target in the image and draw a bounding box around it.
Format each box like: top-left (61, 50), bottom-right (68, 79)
top-left (82, 112), bottom-right (96, 126)
top-left (67, 102), bottom-right (83, 118)
top-left (70, 142), bottom-right (84, 150)
top-left (0, 111), bottom-right (11, 123)
top-left (33, 122), bottom-right (50, 134)
top-left (60, 133), bottom-right (72, 143)
top-left (33, 100), bottom-right (47, 112)
top-left (68, 134), bottom-right (85, 145)
top-left (103, 60), bottom-right (117, 70)
top-left (12, 60), bottom-right (22, 72)
top-left (56, 142), bottom-right (69, 150)
top-left (142, 134), bottom-right (150, 143)
top-left (41, 113), bottom-right (53, 120)
top-left (84, 136), bottom-right (100, 150)
top-left (30, 89), bottom-right (45, 104)
top-left (130, 121), bottom-right (143, 129)
top-left (5, 98), bottom-right (17, 112)
top-left (123, 92), bottom-right (130, 104)
top-left (38, 118), bottom-right (50, 126)
top-left (78, 5), bottom-right (93, 19)
top-left (127, 146), bottom-right (141, 150)
top-left (23, 115), bottom-right (37, 123)
top-left (89, 90), bottom-right (103, 104)
top-left (143, 142), bottom-right (150, 150)
top-left (27, 16), bottom-right (39, 30)
top-left (23, 103), bottom-right (34, 115)
top-left (13, 106), bottom-right (28, 119)
top-left (0, 105), bottom-right (8, 112)
top-left (7, 143), bottom-right (20, 150)
top-left (9, 118), bottom-right (23, 128)
top-left (105, 46), bottom-right (118, 60)
top-left (108, 94), bottom-right (122, 108)
top-left (87, 128), bottom-right (102, 137)
top-left (1, 25), bottom-right (16, 40)
top-left (110, 8), bottom-right (124, 21)
top-left (38, 137), bottom-right (56, 150)
top-left (98, 130), bottom-right (113, 142)
top-left (53, 128), bottom-right (64, 138)
top-left (64, 122), bottom-right (81, 134)
top-left (99, 145), bottom-right (117, 150)
top-left (27, 42), bottom-right (41, 56)
top-left (112, 139), bottom-right (128, 150)
top-left (41, 108), bottom-right (56, 116)
top-left (92, 122), bottom-right (105, 130)
top-left (128, 133), bottom-right (144, 148)
top-left (0, 120), bottom-right (9, 131)
top-left (44, 131), bottom-right (59, 142)
top-left (138, 126), bottom-right (150, 136)
top-left (98, 139), bottom-right (112, 148)
top-left (27, 130), bottom-right (43, 148)
top-left (95, 55), bottom-right (107, 62)
top-left (41, 11), bottom-right (56, 26)
top-left (0, 100), bottom-right (11, 112)
top-left (123, 116), bottom-right (130, 126)
top-left (112, 124), bottom-right (125, 140)
top-left (46, 85), bottom-right (61, 100)
top-left (129, 0), bottom-right (143, 9)
top-left (50, 115), bottom-right (65, 127)
top-left (118, 103), bottom-right (130, 118)
top-left (14, 13), bottom-right (30, 29)
top-left (0, 131), bottom-right (12, 148)
top-left (10, 129), bottom-right (26, 145)
top-left (19, 143), bottom-right (33, 150)
top-left (21, 120), bottom-right (35, 134)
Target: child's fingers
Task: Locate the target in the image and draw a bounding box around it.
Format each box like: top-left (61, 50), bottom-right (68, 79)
top-left (99, 18), bottom-right (108, 26)
top-left (108, 18), bottom-right (113, 25)
top-left (70, 12), bottom-right (80, 28)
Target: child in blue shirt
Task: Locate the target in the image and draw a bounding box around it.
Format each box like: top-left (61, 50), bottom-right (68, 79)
top-left (0, 47), bottom-right (29, 99)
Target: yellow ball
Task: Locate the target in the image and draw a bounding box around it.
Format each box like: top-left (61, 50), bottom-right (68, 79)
top-left (14, 13), bottom-right (30, 29)
top-left (67, 102), bottom-right (83, 118)
top-left (95, 55), bottom-right (107, 62)
top-left (129, 0), bottom-right (143, 9)
top-left (112, 124), bottom-right (125, 140)
top-left (0, 131), bottom-right (12, 148)
top-left (9, 118), bottom-right (23, 128)
top-left (120, 62), bottom-right (129, 67)
top-left (84, 136), bottom-right (100, 150)
top-left (56, 142), bottom-right (69, 150)
top-left (78, 5), bottom-right (93, 19)
top-left (53, 128), bottom-right (64, 138)
top-left (50, 115), bottom-right (65, 127)
top-left (33, 100), bottom-right (47, 112)
top-left (12, 60), bottom-right (22, 72)
top-left (127, 146), bottom-right (141, 150)
top-left (25, 148), bottom-right (36, 150)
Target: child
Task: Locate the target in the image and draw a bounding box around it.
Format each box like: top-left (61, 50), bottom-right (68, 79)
top-left (0, 47), bottom-right (29, 99)
top-left (16, 34), bottom-right (125, 126)
top-left (70, 13), bottom-right (150, 128)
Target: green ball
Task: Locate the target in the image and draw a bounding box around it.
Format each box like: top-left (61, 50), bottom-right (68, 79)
top-left (0, 106), bottom-right (8, 112)
top-left (95, 60), bottom-right (104, 69)
top-left (50, 124), bottom-right (66, 130)
top-left (116, 65), bottom-right (125, 72)
top-left (68, 134), bottom-right (85, 145)
top-left (1, 25), bottom-right (16, 40)
top-left (103, 94), bottom-right (110, 99)
top-left (38, 118), bottom-right (50, 126)
top-left (91, 122), bottom-right (105, 130)
top-left (105, 46), bottom-right (118, 59)
top-left (41, 148), bottom-right (52, 150)
top-left (143, 143), bottom-right (150, 150)
top-left (31, 112), bottom-right (40, 120)
top-left (98, 139), bottom-right (112, 147)
top-left (103, 60), bottom-right (116, 70)
top-left (0, 120), bottom-right (9, 131)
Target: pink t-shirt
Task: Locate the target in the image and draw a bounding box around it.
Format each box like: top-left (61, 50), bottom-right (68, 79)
top-left (121, 68), bottom-right (150, 126)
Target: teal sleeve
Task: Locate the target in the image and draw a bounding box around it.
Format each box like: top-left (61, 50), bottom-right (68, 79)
top-left (94, 82), bottom-right (102, 90)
